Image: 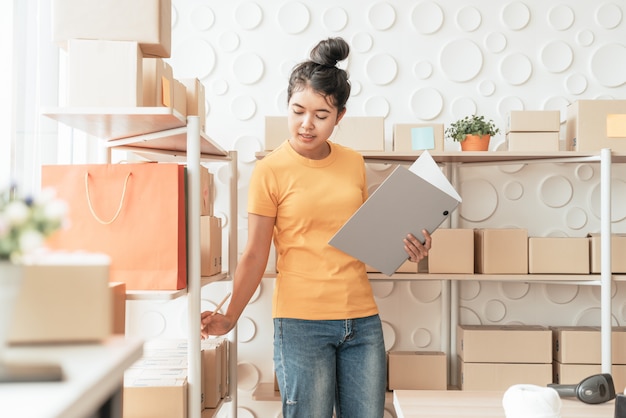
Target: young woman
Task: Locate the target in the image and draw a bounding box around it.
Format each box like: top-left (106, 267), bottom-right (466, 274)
top-left (201, 37), bottom-right (431, 418)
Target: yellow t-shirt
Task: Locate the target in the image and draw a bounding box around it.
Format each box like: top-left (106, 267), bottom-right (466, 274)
top-left (248, 140), bottom-right (379, 320)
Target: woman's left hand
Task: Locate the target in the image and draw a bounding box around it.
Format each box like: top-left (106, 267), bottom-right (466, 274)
top-left (404, 230), bottom-right (432, 262)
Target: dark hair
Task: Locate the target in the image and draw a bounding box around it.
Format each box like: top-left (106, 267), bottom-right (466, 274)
top-left (287, 37), bottom-right (351, 114)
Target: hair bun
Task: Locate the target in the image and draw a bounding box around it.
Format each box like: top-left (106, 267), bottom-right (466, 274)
top-left (310, 37), bottom-right (350, 67)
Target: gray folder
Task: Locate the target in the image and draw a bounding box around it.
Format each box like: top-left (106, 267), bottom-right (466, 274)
top-left (329, 151), bottom-right (461, 276)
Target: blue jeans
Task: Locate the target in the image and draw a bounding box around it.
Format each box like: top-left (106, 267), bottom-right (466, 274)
top-left (273, 314), bottom-right (386, 418)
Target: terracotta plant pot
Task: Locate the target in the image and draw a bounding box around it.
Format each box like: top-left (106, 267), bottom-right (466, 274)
top-left (460, 134), bottom-right (490, 151)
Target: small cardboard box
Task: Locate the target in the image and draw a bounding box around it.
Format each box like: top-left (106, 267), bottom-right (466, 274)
top-left (142, 58), bottom-right (173, 108)
top-left (393, 123), bottom-right (445, 152)
top-left (180, 78), bottom-right (206, 131)
top-left (388, 351), bottom-right (447, 390)
top-left (552, 326), bottom-right (626, 364)
top-left (474, 228), bottom-right (528, 274)
top-left (109, 282), bottom-right (126, 335)
top-left (459, 359), bottom-right (552, 390)
top-left (589, 233), bottom-right (626, 273)
top-left (506, 110), bottom-right (560, 133)
top-left (200, 167), bottom-right (214, 216)
top-left (263, 116), bottom-right (385, 151)
top-left (528, 237), bottom-right (589, 274)
top-left (172, 79), bottom-right (187, 119)
top-left (9, 256), bottom-right (112, 344)
top-left (123, 377), bottom-right (187, 418)
top-left (553, 362), bottom-right (626, 390)
top-left (457, 325), bottom-right (552, 363)
top-left (52, 0), bottom-right (172, 58)
top-left (428, 229), bottom-right (474, 274)
top-left (200, 340), bottom-right (222, 408)
top-left (201, 216), bottom-right (222, 276)
top-left (67, 39), bottom-right (143, 107)
top-left (566, 100), bottom-right (626, 152)
top-left (506, 132), bottom-right (560, 152)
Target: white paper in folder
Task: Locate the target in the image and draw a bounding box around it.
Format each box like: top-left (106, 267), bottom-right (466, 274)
top-left (329, 150), bottom-right (462, 276)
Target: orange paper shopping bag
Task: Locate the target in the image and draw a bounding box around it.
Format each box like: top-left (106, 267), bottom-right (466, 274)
top-left (42, 163), bottom-right (186, 290)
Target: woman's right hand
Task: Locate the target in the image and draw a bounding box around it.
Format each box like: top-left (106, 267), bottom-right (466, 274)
top-left (200, 311), bottom-right (235, 339)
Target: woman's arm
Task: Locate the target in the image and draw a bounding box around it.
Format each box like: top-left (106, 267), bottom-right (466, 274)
top-left (200, 213), bottom-right (275, 337)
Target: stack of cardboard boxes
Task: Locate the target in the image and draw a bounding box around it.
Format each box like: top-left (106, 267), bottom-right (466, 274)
top-left (505, 110), bottom-right (561, 152)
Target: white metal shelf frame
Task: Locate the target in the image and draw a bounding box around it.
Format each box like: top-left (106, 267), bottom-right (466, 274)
top-left (43, 109), bottom-right (239, 418)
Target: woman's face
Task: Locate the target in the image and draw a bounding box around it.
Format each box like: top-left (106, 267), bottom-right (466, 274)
top-left (287, 86), bottom-right (345, 160)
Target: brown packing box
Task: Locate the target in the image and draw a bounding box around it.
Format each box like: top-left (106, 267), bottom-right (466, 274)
top-left (263, 116), bottom-right (385, 151)
top-left (9, 258), bottom-right (111, 344)
top-left (457, 325), bottom-right (552, 363)
top-left (200, 340), bottom-right (222, 408)
top-left (123, 377), bottom-right (187, 418)
top-left (201, 216), bottom-right (222, 276)
top-left (388, 351), bottom-right (447, 390)
top-left (506, 132), bottom-right (560, 152)
top-left (566, 100), bottom-right (626, 152)
top-left (200, 167), bottom-right (214, 216)
top-left (180, 78), bottom-right (207, 131)
top-left (428, 228), bottom-right (474, 274)
top-left (458, 359), bottom-right (552, 390)
top-left (109, 282), bottom-right (126, 334)
top-left (553, 362), bottom-right (626, 390)
top-left (552, 326), bottom-right (626, 364)
top-left (172, 79), bottom-right (187, 119)
top-left (52, 0), bottom-right (172, 58)
top-left (474, 228), bottom-right (528, 274)
top-left (506, 110), bottom-right (560, 133)
top-left (67, 39), bottom-right (143, 107)
top-left (528, 237), bottom-right (589, 274)
top-left (588, 233), bottom-right (626, 273)
top-left (142, 58), bottom-right (173, 108)
top-left (393, 123), bottom-right (445, 152)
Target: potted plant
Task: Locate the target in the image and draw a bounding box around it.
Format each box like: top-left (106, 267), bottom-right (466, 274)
top-left (445, 114), bottom-right (500, 151)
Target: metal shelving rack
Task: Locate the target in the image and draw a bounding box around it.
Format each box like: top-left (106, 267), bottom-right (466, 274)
top-left (43, 107), bottom-right (238, 418)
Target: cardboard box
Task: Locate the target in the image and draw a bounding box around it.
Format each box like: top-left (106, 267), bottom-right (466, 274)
top-left (566, 100), bottom-right (626, 152)
top-left (172, 79), bottom-right (187, 119)
top-left (428, 229), bottom-right (474, 274)
top-left (459, 360), bottom-right (552, 390)
top-left (201, 216), bottom-right (222, 276)
top-left (388, 351), bottom-right (447, 390)
top-left (474, 228), bottom-right (528, 274)
top-left (123, 377), bottom-right (187, 418)
top-left (589, 233), bottom-right (626, 273)
top-left (67, 39), bottom-right (143, 107)
top-left (9, 256), bottom-right (112, 344)
top-left (200, 340), bottom-right (222, 408)
top-left (552, 326), bottom-right (626, 364)
top-left (393, 123), bottom-right (445, 152)
top-left (200, 167), bottom-right (214, 216)
top-left (142, 58), bottom-right (173, 108)
top-left (263, 116), bottom-right (385, 151)
top-left (506, 110), bottom-right (560, 133)
top-left (52, 0), bottom-right (171, 58)
top-left (528, 237), bottom-right (589, 274)
top-left (180, 78), bottom-right (206, 131)
top-left (553, 362), bottom-right (626, 390)
top-left (457, 325), bottom-right (552, 363)
top-left (109, 282), bottom-right (126, 334)
top-left (506, 132), bottom-right (560, 152)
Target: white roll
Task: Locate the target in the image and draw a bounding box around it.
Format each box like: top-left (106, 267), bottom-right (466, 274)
top-left (502, 384), bottom-right (562, 418)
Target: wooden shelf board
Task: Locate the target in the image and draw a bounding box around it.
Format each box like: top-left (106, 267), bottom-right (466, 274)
top-left (125, 273), bottom-right (229, 301)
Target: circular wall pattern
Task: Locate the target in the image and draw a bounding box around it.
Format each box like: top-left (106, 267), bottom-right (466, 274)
top-left (409, 281), bottom-right (441, 303)
top-left (459, 179), bottom-right (498, 222)
top-left (231, 95), bottom-right (257, 120)
top-left (136, 311), bottom-right (166, 338)
top-left (565, 206), bottom-right (588, 230)
top-left (575, 164), bottom-right (594, 182)
top-left (595, 2), bottom-right (623, 29)
top-left (411, 328), bottom-right (432, 348)
top-left (542, 96), bottom-right (570, 123)
top-left (589, 179), bottom-right (626, 222)
top-left (218, 31), bottom-right (240, 52)
top-left (576, 29), bottom-right (595, 47)
top-left (367, 2), bottom-right (396, 31)
top-left (364, 96), bottom-right (390, 117)
top-left (500, 53), bottom-right (533, 85)
top-left (190, 5), bottom-right (215, 31)
top-left (322, 6), bottom-right (348, 32)
top-left (234, 2), bottom-right (263, 30)
top-left (276, 2), bottom-right (310, 34)
top-left (459, 306), bottom-right (482, 325)
top-left (171, 38), bottom-right (216, 79)
top-left (365, 53), bottom-right (398, 85)
top-left (450, 97), bottom-right (477, 120)
top-left (456, 6), bottom-right (482, 32)
top-left (478, 80), bottom-right (496, 97)
top-left (484, 299), bottom-right (507, 322)
top-left (211, 79), bottom-right (229, 96)
top-left (501, 1), bottom-right (531, 30)
top-left (460, 281), bottom-right (481, 300)
top-left (440, 39), bottom-right (483, 82)
top-left (497, 96), bottom-right (525, 119)
top-left (565, 73), bottom-right (588, 95)
top-left (501, 282), bottom-right (530, 300)
top-left (237, 362), bottom-right (261, 391)
top-left (590, 44), bottom-right (626, 87)
top-left (237, 407), bottom-right (256, 418)
top-left (233, 135), bottom-right (262, 163)
top-left (575, 308), bottom-right (618, 327)
top-left (540, 41), bottom-right (573, 73)
top-left (381, 320), bottom-right (396, 350)
top-left (414, 61), bottom-right (433, 80)
top-left (233, 53), bottom-right (265, 85)
top-left (409, 88), bottom-right (443, 120)
top-left (411, 2), bottom-right (444, 34)
top-left (545, 284), bottom-right (579, 304)
top-left (484, 32), bottom-right (507, 53)
top-left (539, 175), bottom-right (573, 208)
top-left (548, 4), bottom-right (575, 31)
top-left (371, 281), bottom-right (395, 298)
top-left (503, 181), bottom-right (523, 201)
top-left (238, 316), bottom-right (257, 343)
top-left (351, 32), bottom-right (373, 53)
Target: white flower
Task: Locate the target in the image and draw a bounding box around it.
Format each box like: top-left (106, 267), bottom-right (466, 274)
top-left (5, 200), bottom-right (29, 226)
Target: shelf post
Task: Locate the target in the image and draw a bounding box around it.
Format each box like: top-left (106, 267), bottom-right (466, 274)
top-left (228, 150), bottom-right (238, 415)
top-left (600, 148), bottom-right (612, 373)
top-left (186, 116), bottom-right (202, 418)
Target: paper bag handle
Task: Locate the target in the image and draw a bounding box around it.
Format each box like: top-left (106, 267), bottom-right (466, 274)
top-left (84, 172), bottom-right (132, 225)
